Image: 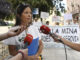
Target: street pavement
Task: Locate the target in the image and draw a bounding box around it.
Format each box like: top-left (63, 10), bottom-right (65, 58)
top-left (0, 26), bottom-right (9, 34)
top-left (42, 47), bottom-right (80, 60)
top-left (0, 46), bottom-right (80, 60)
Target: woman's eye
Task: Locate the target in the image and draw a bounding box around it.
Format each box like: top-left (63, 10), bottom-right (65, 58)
top-left (24, 12), bottom-right (32, 14)
top-left (25, 12), bottom-right (28, 14)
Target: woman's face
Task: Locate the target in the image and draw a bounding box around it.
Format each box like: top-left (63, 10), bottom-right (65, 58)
top-left (20, 7), bottom-right (32, 26)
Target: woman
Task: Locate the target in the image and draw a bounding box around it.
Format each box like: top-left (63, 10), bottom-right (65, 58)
top-left (2, 3), bottom-right (43, 60)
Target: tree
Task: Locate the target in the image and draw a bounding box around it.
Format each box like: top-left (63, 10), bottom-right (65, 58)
top-left (0, 0), bottom-right (11, 19)
top-left (5, 0), bottom-right (54, 20)
top-left (55, 10), bottom-right (61, 16)
top-left (27, 0), bottom-right (53, 12)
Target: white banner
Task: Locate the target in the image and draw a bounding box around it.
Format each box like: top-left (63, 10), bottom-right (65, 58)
top-left (41, 25), bottom-right (80, 43)
top-left (64, 14), bottom-right (73, 20)
top-left (40, 12), bottom-right (49, 19)
top-left (52, 16), bottom-right (60, 22)
top-left (32, 8), bottom-right (39, 14)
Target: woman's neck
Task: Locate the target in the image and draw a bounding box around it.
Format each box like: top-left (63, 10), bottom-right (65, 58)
top-left (21, 24), bottom-right (26, 26)
top-left (21, 22), bottom-right (27, 26)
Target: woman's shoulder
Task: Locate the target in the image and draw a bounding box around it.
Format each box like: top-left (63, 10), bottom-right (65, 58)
top-left (27, 25), bottom-right (40, 38)
top-left (28, 25), bottom-right (38, 31)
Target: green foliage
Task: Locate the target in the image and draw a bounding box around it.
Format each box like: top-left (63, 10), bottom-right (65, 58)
top-left (7, 0), bottom-right (53, 12)
top-left (26, 0), bottom-right (54, 18)
top-left (6, 0), bottom-right (54, 20)
top-left (4, 13), bottom-right (15, 21)
top-left (55, 11), bottom-right (61, 16)
top-left (64, 9), bottom-right (67, 13)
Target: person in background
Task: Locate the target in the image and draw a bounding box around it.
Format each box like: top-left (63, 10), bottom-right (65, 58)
top-left (46, 21), bottom-right (49, 26)
top-left (2, 3), bottom-right (43, 60)
top-left (73, 19), bottom-right (78, 25)
top-left (33, 18), bottom-right (43, 28)
top-left (40, 18), bottom-right (43, 24)
top-left (55, 22), bottom-right (59, 26)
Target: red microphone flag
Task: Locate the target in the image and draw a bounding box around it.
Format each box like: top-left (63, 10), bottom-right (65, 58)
top-left (40, 25), bottom-right (50, 34)
top-left (24, 34), bottom-right (33, 45)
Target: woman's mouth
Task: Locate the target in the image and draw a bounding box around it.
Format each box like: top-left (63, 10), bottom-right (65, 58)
top-left (26, 18), bottom-right (31, 20)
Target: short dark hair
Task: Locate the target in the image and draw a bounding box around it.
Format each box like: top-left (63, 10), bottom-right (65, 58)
top-left (46, 21), bottom-right (49, 24)
top-left (15, 3), bottom-right (32, 26)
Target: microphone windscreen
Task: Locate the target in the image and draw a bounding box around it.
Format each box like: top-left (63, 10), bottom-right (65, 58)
top-left (24, 34), bottom-right (33, 45)
top-left (40, 25), bottom-right (50, 34)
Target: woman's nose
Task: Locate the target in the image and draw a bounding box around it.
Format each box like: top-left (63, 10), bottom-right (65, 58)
top-left (28, 13), bottom-right (32, 17)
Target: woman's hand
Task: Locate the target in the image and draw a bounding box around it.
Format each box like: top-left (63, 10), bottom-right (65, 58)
top-left (7, 26), bottom-right (26, 37)
top-left (27, 55), bottom-right (39, 60)
top-left (19, 49), bottom-right (28, 60)
top-left (51, 33), bottom-right (63, 43)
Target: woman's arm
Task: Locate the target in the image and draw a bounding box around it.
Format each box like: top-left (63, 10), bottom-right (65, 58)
top-left (9, 45), bottom-right (18, 56)
top-left (9, 53), bottom-right (22, 60)
top-left (0, 33), bottom-right (9, 41)
top-left (9, 49), bottom-right (28, 60)
top-left (0, 26), bottom-right (26, 41)
top-left (60, 37), bottom-right (80, 51)
top-left (36, 40), bottom-right (43, 56)
top-left (51, 34), bottom-right (80, 51)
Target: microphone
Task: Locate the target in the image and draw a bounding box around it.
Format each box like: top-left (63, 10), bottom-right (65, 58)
top-left (23, 34), bottom-right (33, 48)
top-left (40, 25), bottom-right (63, 43)
top-left (40, 25), bottom-right (50, 34)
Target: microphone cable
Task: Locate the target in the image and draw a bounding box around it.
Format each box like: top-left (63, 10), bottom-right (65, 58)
top-left (63, 44), bottom-right (68, 60)
top-left (51, 33), bottom-right (68, 60)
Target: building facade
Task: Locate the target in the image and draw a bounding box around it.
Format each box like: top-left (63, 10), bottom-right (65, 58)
top-left (53, 0), bottom-right (66, 13)
top-left (67, 0), bottom-right (80, 19)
